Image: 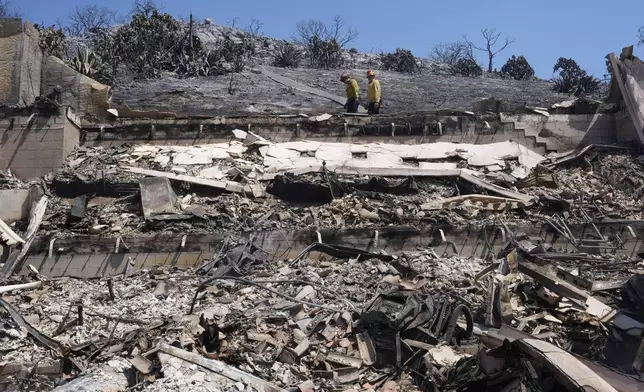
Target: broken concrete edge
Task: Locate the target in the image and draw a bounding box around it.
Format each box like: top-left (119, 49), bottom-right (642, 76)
top-left (123, 167), bottom-right (265, 198)
top-left (516, 338), bottom-right (617, 392)
top-left (545, 144), bottom-right (633, 169)
top-left (608, 53), bottom-right (644, 144)
top-left (139, 177), bottom-right (179, 220)
top-left (518, 261), bottom-right (644, 337)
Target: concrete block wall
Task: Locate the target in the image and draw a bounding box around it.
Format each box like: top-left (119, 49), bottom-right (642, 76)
top-left (0, 19), bottom-right (42, 106)
top-left (0, 115), bottom-right (80, 179)
top-left (502, 113), bottom-right (617, 152)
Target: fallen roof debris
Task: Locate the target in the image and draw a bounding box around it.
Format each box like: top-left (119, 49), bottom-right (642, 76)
top-left (4, 132), bottom-right (644, 391)
top-left (2, 230), bottom-right (644, 391)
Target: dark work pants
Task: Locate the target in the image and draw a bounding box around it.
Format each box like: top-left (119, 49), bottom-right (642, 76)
top-left (368, 102), bottom-right (381, 114)
top-left (346, 98), bottom-right (359, 113)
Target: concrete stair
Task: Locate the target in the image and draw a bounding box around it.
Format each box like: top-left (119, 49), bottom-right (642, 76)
top-left (500, 114), bottom-right (557, 154)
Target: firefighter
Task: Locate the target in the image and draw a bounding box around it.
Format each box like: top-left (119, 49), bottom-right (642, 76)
top-left (340, 73), bottom-right (360, 113)
top-left (366, 70), bottom-right (382, 114)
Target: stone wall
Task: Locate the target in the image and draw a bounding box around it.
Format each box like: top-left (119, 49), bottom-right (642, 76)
top-left (0, 19), bottom-right (42, 106)
top-left (0, 115), bottom-right (80, 179)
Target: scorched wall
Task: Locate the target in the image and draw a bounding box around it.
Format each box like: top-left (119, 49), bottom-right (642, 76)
top-left (0, 115), bottom-right (80, 178)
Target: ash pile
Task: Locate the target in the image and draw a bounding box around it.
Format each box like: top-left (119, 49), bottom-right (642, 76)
top-left (2, 234), bottom-right (644, 392)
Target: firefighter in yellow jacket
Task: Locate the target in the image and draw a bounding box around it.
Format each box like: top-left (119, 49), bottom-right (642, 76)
top-left (366, 70), bottom-right (382, 114)
top-left (340, 73), bottom-right (360, 113)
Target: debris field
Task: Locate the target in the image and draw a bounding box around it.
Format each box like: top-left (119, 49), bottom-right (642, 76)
top-left (36, 137), bottom-right (644, 237)
top-left (2, 134), bottom-right (644, 392)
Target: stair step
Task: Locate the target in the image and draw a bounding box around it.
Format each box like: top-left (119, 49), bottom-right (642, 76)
top-left (514, 121), bottom-right (528, 130)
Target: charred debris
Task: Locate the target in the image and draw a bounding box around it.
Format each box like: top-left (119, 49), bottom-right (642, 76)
top-left (2, 136), bottom-right (644, 391)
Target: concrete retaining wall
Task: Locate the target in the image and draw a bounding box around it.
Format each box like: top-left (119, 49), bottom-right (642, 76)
top-left (85, 113), bottom-right (622, 154)
top-left (615, 108), bottom-right (640, 144)
top-left (84, 115), bottom-right (544, 152)
top-left (0, 19), bottom-right (41, 106)
top-left (41, 56), bottom-right (110, 118)
top-left (0, 115), bottom-right (80, 179)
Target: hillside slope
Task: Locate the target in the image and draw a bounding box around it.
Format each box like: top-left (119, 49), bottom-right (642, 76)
top-left (111, 66), bottom-right (572, 115)
top-left (99, 20), bottom-right (573, 115)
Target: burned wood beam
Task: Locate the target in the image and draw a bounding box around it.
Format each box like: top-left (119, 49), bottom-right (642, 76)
top-left (107, 278), bottom-right (115, 301)
top-left (77, 304), bottom-right (83, 326)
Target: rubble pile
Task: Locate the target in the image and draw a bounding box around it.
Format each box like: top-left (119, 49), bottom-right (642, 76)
top-left (2, 236), bottom-right (644, 391)
top-left (42, 176), bottom-right (461, 236)
top-left (3, 136), bottom-right (644, 391)
top-left (0, 170), bottom-right (30, 190)
top-left (525, 152), bottom-right (644, 221)
top-left (36, 139), bottom-right (644, 236)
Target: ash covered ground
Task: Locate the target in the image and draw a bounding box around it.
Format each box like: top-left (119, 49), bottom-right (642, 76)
top-left (111, 67), bottom-right (572, 116)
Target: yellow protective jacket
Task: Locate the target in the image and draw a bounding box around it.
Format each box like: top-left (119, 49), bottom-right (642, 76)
top-left (345, 78), bottom-right (360, 99)
top-left (367, 79), bottom-right (381, 103)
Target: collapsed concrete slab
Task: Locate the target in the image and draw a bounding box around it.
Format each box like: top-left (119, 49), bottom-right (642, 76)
top-left (139, 177), bottom-right (179, 220)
